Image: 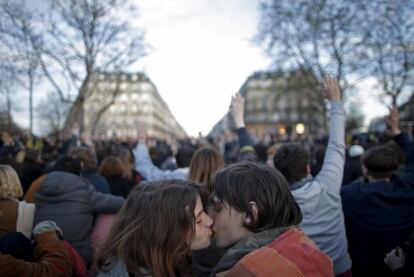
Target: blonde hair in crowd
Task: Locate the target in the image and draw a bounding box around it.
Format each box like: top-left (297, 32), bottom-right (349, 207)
top-left (0, 165), bottom-right (23, 198)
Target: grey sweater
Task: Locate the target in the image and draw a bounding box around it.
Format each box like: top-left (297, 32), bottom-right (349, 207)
top-left (290, 101), bottom-right (352, 274)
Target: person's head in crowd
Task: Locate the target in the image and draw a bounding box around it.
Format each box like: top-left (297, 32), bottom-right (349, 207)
top-left (266, 143), bottom-right (282, 167)
top-left (210, 161), bottom-right (302, 248)
top-left (237, 146), bottom-right (258, 162)
top-left (96, 179), bottom-right (213, 277)
top-left (348, 144), bottom-right (364, 159)
top-left (0, 164), bottom-right (23, 199)
top-left (361, 144), bottom-right (400, 181)
top-left (23, 149), bottom-right (41, 164)
top-left (98, 156), bottom-right (125, 179)
top-left (116, 147), bottom-right (134, 180)
top-left (69, 146), bottom-right (98, 172)
top-left (189, 145), bottom-right (224, 195)
top-left (253, 143), bottom-right (268, 163)
top-left (53, 156), bottom-right (82, 175)
top-left (273, 143), bottom-right (310, 185)
top-left (175, 145), bottom-right (195, 168)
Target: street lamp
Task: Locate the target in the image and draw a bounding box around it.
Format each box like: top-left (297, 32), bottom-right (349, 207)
top-left (296, 123), bottom-right (305, 135)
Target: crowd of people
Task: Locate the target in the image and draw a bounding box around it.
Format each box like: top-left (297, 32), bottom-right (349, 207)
top-left (0, 76), bottom-right (413, 277)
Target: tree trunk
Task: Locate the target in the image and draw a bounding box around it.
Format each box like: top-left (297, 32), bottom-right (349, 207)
top-left (29, 69), bottom-right (33, 137)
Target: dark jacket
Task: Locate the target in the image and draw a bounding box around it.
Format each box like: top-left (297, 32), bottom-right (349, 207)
top-left (341, 133), bottom-right (414, 276)
top-left (0, 231), bottom-right (72, 277)
top-left (105, 176), bottom-right (133, 198)
top-left (34, 171), bottom-right (125, 264)
top-left (82, 171), bottom-right (112, 194)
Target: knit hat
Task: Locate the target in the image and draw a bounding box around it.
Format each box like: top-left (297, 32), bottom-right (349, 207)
top-left (349, 145), bottom-right (364, 158)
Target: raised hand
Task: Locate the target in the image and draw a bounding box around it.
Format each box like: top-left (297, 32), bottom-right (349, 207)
top-left (384, 106), bottom-right (401, 136)
top-left (230, 93), bottom-right (245, 128)
top-left (323, 76), bottom-right (341, 101)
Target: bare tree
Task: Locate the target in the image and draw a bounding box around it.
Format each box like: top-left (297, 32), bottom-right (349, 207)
top-left (256, 0), bottom-right (368, 100)
top-left (36, 92), bottom-right (70, 136)
top-left (0, 0), bottom-right (42, 136)
top-left (31, 0), bottom-right (147, 135)
top-left (360, 0), bottom-right (414, 106)
top-left (256, 0), bottom-right (414, 108)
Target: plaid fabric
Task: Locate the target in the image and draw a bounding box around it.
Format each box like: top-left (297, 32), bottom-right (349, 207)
top-left (227, 229), bottom-right (333, 277)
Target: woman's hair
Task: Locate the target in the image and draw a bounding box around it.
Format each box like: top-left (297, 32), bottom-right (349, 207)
top-left (0, 165), bottom-right (23, 198)
top-left (211, 160), bottom-right (302, 233)
top-left (98, 156), bottom-right (125, 178)
top-left (189, 146), bottom-right (224, 192)
top-left (68, 146), bottom-right (98, 172)
top-left (116, 148), bottom-right (134, 180)
top-left (96, 179), bottom-right (199, 277)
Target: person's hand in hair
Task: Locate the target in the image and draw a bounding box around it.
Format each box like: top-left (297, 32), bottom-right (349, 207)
top-left (384, 106), bottom-right (401, 136)
top-left (230, 93), bottom-right (245, 128)
top-left (323, 76), bottom-right (341, 101)
top-left (384, 246), bottom-right (406, 271)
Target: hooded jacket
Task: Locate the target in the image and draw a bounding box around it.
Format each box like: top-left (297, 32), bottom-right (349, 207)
top-left (34, 171), bottom-right (125, 264)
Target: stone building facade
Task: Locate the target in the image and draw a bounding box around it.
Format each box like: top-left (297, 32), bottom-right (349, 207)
top-left (83, 72), bottom-right (186, 140)
top-left (209, 70), bottom-right (327, 140)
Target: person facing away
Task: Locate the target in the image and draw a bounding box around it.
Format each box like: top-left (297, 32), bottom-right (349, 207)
top-left (341, 107), bottom-right (414, 277)
top-left (69, 146), bottom-right (112, 194)
top-left (96, 179), bottom-right (213, 277)
top-left (273, 76), bottom-right (351, 276)
top-left (0, 164), bottom-right (35, 239)
top-left (209, 160), bottom-right (333, 277)
top-left (33, 156), bottom-right (125, 265)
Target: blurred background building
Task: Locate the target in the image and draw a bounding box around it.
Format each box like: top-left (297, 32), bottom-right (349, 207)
top-left (209, 70), bottom-right (327, 140)
top-left (83, 72), bottom-right (187, 140)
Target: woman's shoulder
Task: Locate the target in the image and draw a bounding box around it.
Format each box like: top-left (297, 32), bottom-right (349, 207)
top-left (97, 259), bottom-right (129, 277)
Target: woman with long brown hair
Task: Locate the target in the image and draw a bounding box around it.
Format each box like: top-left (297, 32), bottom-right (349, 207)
top-left (96, 179), bottom-right (213, 277)
top-left (188, 145), bottom-right (224, 198)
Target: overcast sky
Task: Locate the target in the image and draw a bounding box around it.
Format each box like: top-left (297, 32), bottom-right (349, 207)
top-left (131, 0), bottom-right (270, 136)
top-left (15, 0), bottom-right (388, 137)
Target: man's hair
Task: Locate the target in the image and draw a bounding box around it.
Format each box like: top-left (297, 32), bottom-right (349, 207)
top-left (211, 161), bottom-right (302, 232)
top-left (175, 145), bottom-right (195, 168)
top-left (68, 146), bottom-right (98, 172)
top-left (53, 156), bottom-right (82, 175)
top-left (273, 143), bottom-right (309, 185)
top-left (361, 144), bottom-right (400, 179)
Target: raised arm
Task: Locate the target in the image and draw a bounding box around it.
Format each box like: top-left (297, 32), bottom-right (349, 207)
top-left (230, 93), bottom-right (254, 148)
top-left (314, 76), bottom-right (345, 194)
top-left (386, 107), bottom-right (414, 172)
top-left (133, 124), bottom-right (187, 181)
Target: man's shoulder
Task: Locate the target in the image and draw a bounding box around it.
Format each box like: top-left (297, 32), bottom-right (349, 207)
top-left (233, 229), bottom-right (332, 276)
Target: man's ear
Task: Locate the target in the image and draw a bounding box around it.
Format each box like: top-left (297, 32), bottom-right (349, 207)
top-left (249, 201), bottom-right (258, 222)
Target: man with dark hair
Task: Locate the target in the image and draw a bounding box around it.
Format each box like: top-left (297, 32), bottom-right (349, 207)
top-left (209, 161), bottom-right (333, 276)
top-left (341, 107), bottom-right (414, 276)
top-left (273, 77), bottom-right (352, 276)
